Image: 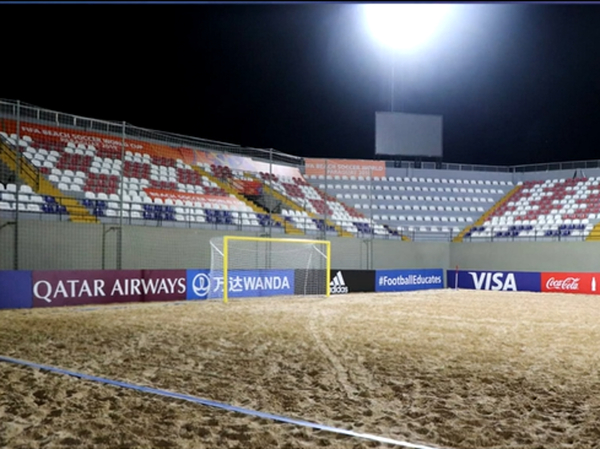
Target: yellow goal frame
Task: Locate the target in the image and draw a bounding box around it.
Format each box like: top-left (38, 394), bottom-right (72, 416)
top-left (222, 236), bottom-right (331, 303)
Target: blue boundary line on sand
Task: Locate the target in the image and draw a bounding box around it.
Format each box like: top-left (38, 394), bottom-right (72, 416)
top-left (0, 355), bottom-right (440, 449)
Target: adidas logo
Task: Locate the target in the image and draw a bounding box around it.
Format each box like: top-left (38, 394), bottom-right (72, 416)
top-left (330, 271), bottom-right (349, 294)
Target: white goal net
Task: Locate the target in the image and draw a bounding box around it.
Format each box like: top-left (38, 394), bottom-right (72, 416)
top-left (209, 236), bottom-right (330, 302)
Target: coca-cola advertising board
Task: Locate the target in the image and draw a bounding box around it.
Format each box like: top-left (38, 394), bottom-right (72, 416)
top-left (541, 272), bottom-right (599, 295)
top-left (32, 270), bottom-right (187, 308)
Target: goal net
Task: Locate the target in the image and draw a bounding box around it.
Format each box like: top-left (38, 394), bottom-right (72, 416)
top-left (209, 236), bottom-right (330, 302)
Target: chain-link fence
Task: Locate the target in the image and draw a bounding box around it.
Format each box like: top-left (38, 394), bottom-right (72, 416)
top-left (2, 99), bottom-right (591, 272)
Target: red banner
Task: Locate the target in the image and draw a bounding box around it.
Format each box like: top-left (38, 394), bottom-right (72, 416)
top-left (8, 120), bottom-right (158, 155)
top-left (32, 270), bottom-right (187, 307)
top-left (304, 158), bottom-right (385, 178)
top-left (3, 119), bottom-right (303, 178)
top-left (144, 188), bottom-right (246, 209)
top-left (186, 149), bottom-right (302, 178)
top-left (232, 179), bottom-right (262, 195)
top-left (541, 272), bottom-right (599, 294)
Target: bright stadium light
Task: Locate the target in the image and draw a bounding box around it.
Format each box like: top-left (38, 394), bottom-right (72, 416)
top-left (362, 3), bottom-right (454, 54)
top-left (362, 3), bottom-right (456, 111)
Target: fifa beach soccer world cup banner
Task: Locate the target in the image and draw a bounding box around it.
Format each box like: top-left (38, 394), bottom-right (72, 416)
top-left (5, 119), bottom-right (302, 179)
top-left (375, 269), bottom-right (444, 292)
top-left (188, 149), bottom-right (302, 179)
top-left (304, 158), bottom-right (385, 178)
top-left (447, 270), bottom-right (541, 292)
top-left (144, 189), bottom-right (246, 210)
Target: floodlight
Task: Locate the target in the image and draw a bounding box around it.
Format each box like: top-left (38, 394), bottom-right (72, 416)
top-left (363, 3), bottom-right (454, 54)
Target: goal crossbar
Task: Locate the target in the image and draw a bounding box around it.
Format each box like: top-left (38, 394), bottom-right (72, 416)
top-left (221, 236), bottom-right (331, 303)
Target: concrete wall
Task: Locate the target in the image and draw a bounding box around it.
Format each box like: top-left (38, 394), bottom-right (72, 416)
top-left (372, 240), bottom-right (449, 270)
top-left (0, 219), bottom-right (14, 269)
top-left (3, 220), bottom-right (600, 273)
top-left (1, 221), bottom-right (275, 271)
top-left (450, 241), bottom-right (600, 272)
top-left (13, 220), bottom-right (105, 271)
top-left (0, 220), bottom-right (450, 271)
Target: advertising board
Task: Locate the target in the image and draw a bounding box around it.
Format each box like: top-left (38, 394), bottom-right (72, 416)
top-left (541, 272), bottom-right (598, 295)
top-left (0, 271), bottom-right (33, 309)
top-left (205, 269), bottom-right (295, 299)
top-left (304, 158), bottom-right (385, 178)
top-left (31, 270), bottom-right (186, 307)
top-left (328, 270), bottom-right (375, 295)
top-left (376, 269), bottom-right (444, 292)
top-left (447, 270), bottom-right (541, 292)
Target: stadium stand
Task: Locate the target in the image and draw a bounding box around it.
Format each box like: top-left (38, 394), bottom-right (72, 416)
top-left (306, 173), bottom-right (515, 240)
top-left (3, 101), bottom-right (600, 242)
top-left (464, 177), bottom-right (600, 241)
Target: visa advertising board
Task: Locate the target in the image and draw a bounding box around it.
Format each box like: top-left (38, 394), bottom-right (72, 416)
top-left (447, 270), bottom-right (541, 292)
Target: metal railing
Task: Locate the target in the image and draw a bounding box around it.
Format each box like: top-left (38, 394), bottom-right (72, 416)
top-left (462, 225), bottom-right (590, 242)
top-left (0, 99), bottom-right (303, 170)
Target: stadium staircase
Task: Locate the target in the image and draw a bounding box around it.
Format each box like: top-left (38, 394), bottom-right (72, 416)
top-left (586, 224), bottom-right (600, 241)
top-left (243, 176), bottom-right (308, 235)
top-left (307, 187), bottom-right (360, 238)
top-left (453, 183), bottom-right (522, 242)
top-left (0, 141), bottom-right (39, 190)
top-left (383, 224), bottom-right (411, 241)
top-left (191, 166), bottom-right (303, 235)
top-left (0, 141), bottom-right (96, 223)
top-left (250, 175), bottom-right (353, 237)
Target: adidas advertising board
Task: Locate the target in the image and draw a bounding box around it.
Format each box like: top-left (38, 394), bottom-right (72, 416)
top-left (330, 271), bottom-right (349, 294)
top-left (328, 270), bottom-right (375, 295)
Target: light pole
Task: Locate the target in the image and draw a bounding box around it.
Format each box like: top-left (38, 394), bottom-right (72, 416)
top-left (391, 53), bottom-right (395, 112)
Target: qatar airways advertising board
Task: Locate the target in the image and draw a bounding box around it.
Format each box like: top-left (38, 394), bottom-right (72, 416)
top-left (31, 270), bottom-right (187, 307)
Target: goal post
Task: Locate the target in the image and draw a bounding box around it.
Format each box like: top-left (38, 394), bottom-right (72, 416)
top-left (209, 236), bottom-right (331, 303)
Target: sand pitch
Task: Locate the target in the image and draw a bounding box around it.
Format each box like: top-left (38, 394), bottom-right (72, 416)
top-left (2, 289), bottom-right (600, 449)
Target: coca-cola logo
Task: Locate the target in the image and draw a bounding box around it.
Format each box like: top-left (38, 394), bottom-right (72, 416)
top-left (545, 277), bottom-right (580, 290)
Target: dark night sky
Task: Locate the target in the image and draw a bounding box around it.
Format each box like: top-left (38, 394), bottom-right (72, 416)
top-left (3, 3), bottom-right (600, 167)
